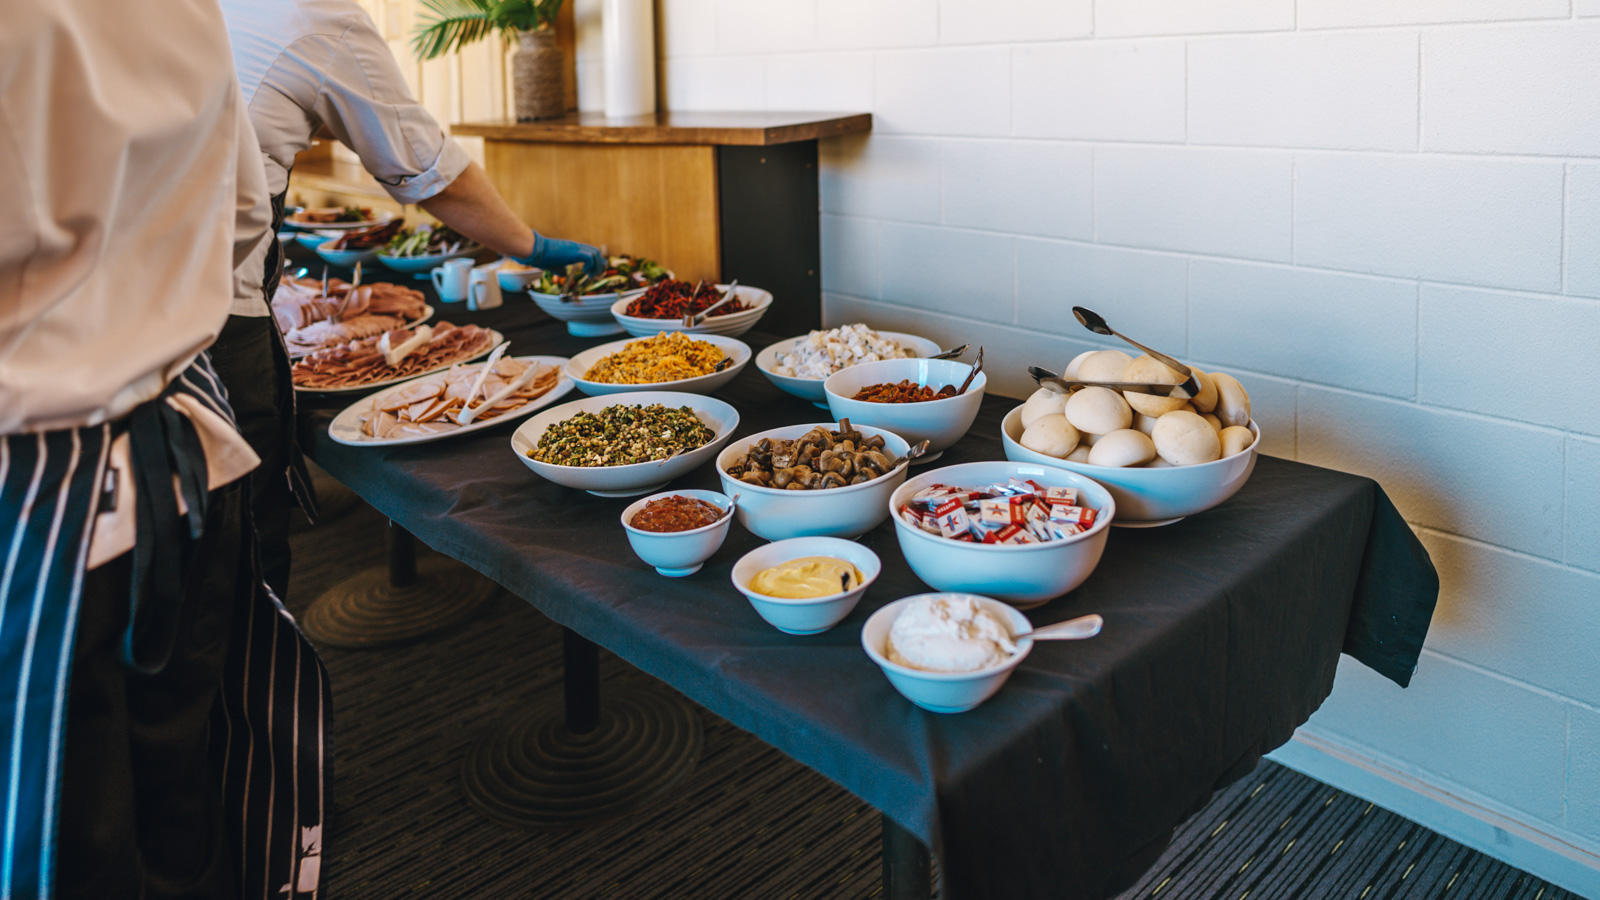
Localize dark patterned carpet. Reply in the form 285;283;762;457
286;475;1582;899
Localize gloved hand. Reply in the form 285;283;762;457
517;231;604;275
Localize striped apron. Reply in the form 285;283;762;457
0;355;329;899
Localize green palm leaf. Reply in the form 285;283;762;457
412;0;563;60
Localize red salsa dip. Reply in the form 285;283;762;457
630;495;725;532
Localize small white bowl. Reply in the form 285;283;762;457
610;286;773;338
823;358;987;463
889;460;1115;608
527;285;641;337
378;248;479;274
313;239;379;268
716;423;911;541
861;594;1034;713
731;537;882;634
620;489;734;576
510;391;740;497
565;334;751;397
497;260;542;293
1000;405;1260;527
754;331;943;407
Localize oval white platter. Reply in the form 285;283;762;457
293;328;505;394
327;355;573;447
286;304;435;360
283;210;399;231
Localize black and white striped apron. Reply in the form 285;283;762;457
0;354;329;899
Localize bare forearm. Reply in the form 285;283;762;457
417;162;535;258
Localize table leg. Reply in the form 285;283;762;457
301;521;497;649
460;627;704;830
882;813;933;900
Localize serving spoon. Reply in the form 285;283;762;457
1028;366;1195;398
1071;307;1202;399
1011;613;1103;642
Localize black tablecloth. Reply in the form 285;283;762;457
297;295;1438;900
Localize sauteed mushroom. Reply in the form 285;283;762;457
723;419;898;491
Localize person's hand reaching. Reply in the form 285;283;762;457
517;231;604;275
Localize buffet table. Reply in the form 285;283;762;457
295;296;1438;900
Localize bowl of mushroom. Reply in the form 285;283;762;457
1000;349;1260;526
717;421;912;541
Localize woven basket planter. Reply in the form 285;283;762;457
513;28;564;121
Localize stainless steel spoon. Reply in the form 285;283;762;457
1027;366;1194;398
1012;613;1103;642
1071;307;1202;399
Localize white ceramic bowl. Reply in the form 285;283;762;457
497;260;542;293
754;331;944;406
716;423;911;541
565;334;751;397
731;537;882;635
823;358;987;463
889;460;1115;607
610;286;773;338
1000;405;1260;527
378;248;479;274
313;239;379;268
861;594;1034;713
295;230;341;249
510;391;740;497
620;489;735;576
528;286;644;337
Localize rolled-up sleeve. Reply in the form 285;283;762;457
309;14;471;205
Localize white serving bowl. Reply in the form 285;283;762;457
861;594;1034;713
565;334;751;397
731;537;882;635
889;460;1115;608
1001;405;1260;527
497;260;542;293
528;285;643;337
716;423;911;541
754;331;944;406
610;286;773;338
510;391;740;497
620;489;735;576
823;358;987;463
313;239;379;268
295;230;341;249
378;247;479;274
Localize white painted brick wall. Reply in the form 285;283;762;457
1188;32;1418;151
1095;146;1293;261
1424;24;1600;157
1294;153;1564;291
1012;41;1186;142
655;0;1600;873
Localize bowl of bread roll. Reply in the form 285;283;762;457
1000;349;1259;527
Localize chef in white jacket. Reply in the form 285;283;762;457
0;1;329;897
216;0;603;602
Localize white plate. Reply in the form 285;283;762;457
610;286;773;338
564;333;751;396
284;210;397;230
326;356;574;447
754;331;943;406
285;304;435;360
377;248;481;274
510;391;740;497
293;327;504;394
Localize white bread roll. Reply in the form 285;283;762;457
1019;388;1068;428
1088;429;1156;467
1152;410;1222;465
1063;386;1132;435
1020;414;1079;458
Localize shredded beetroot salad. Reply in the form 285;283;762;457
623;280;750;319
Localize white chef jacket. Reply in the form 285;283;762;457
0;0;275;434
223;0;474;316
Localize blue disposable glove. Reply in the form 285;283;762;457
517;231;604;275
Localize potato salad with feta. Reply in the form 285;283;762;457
770;324;917;379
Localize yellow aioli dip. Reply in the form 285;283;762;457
749;556;865;599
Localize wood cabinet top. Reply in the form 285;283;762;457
452;111;871;146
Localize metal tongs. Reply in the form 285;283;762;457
1030;307;1203;398
929;343;970;361
682;279;738;327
